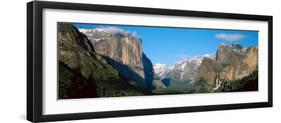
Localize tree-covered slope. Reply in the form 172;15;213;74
58;23;148;99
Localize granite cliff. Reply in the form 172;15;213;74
196;43;258;91
58;24;148;99
80;28;154;89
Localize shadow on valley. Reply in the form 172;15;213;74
59;61;98;99
101;54;154;91
59;61;152;99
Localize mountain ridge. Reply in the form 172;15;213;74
58;24;149;99
152;43;258;93
78;27;154;89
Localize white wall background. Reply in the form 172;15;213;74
0;0;279;123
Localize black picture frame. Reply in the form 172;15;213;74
27;1;273;122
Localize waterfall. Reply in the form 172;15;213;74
213;74;221;90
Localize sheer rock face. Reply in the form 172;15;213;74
58;24;147;99
197;58;217;87
142;54;154;89
197;44;258;90
219;46;258;81
181;60;201;81
240;47;258;77
216;44;244;64
80;29;154;89
94;33;143;69
58;24;115;79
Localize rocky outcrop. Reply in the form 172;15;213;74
80;28;154;89
180;58;203;82
58;24;148;99
218;45;258;81
93;32;143;69
216;43;244;64
196;43;258;90
142;54;154;89
197;57;217;87
153;79;167;89
239;47;258;78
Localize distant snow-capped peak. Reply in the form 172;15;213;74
175;55;207;68
153;54;214;79
166;55;214;80
153;63;173;79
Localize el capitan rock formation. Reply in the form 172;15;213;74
58;24;149;99
79;28;154;89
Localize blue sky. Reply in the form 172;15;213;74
74;23;258;65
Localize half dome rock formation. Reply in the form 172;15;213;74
165;57;204;83
79;28;154;89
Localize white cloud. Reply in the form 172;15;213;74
95;26;139;38
215;33;246;42
95;27;126;34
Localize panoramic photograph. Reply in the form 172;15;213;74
58;22;258;99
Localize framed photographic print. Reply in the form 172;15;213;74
27;1;273;122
